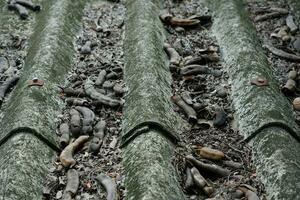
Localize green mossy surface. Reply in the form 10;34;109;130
122;0;185;199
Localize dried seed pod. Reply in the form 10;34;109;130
171;95;197;123
14;0;41;11
62;169;79;199
238;186;259;200
170;18;200;27
254;11;288;22
198;147;225;161
59;135;89;168
8;2;28;19
181;92;193;105
89;137;102;154
202;53;220;62
223;160;243;169
184;56;206;66
103;80;116;89
180;65;210;76
184;167;194;190
60;87;86;97
186;155;230;177
191;167;207;188
159;12;173;22
264;44;300;62
213;107;227;127
95;70;107;87
0;56;9;74
293;97;300;111
89;120;106;153
232;189;244;198
281;79;296;96
65;98;89;106
80;41;92;55
293;37;300;53
0;76;19;106
197;119;213;129
286;15;298;34
75;106;95;134
113;83;125;95
59;123;70;147
96;174;118;200
106;71;119;79
69;109;81;138
85;78;123;107
288;69;297;80
164;43;181;66
203;186;214;197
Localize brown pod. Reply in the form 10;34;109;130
198;147;225;161
171;95;197;123
95;70;107;87
191;167;207;188
163;43;181;66
85;78;123;107
59;135;89;168
169;18;200;27
184;167;194;190
293;97;300;111
286;15;298;34
186;155;230;177
75;106;95;134
65;98;89;106
238;186;259;200
281;79;296;96
59;123;70;147
69;109;81;137
180;65;210;76
288;70;297;80
213;107;227;127
62;169;79;199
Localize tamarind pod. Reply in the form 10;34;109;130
180;65;210;76
163;43;181;65
184;167;194;190
96;174;118;200
59;135;89;168
15;0;41;11
171;95;197;123
169;18;200;26
69;109;81;138
65;98;89;106
75;106;95;134
62;169;79;199
8;2;28;19
191;167;207;188
0;76;19;105
84;78;123;107
213;108;227;127
186;155;230;177
95;70;107;87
